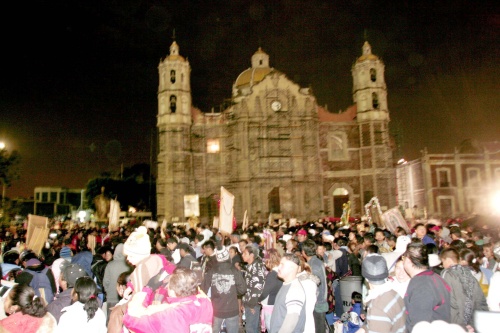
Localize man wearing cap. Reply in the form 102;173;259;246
269;253;306;333
359;254;406;333
296;229;308;251
403;242;451;332
201;246;246;333
47;263;88;322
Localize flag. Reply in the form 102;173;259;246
219;186;234;234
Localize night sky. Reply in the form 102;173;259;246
1;0;498;198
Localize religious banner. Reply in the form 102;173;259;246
184;194;200;217
213;216;219;229
108;198;121;232
242;210;248;231
219;186;234;234
27;214;48;246
263;229;274;250
382;207;410;234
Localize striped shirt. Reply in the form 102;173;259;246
364;289;406;333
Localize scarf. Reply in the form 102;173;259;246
450;264;475;325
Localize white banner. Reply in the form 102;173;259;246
108;199;121;232
219;186;234;234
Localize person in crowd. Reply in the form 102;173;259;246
49;258;66;295
487;241;500;311
114;271;132;308
413;223;436;246
123;268;213;333
59;242;73;262
440;247;488;331
403;242;451;332
374;229;391;253
202;245;246;333
1;250;21;280
200;239;217;276
296;255;319;333
302;239;328;333
15;254;56;305
177;242;197;269
389;257;411;298
229;246;243;270
358;254;406;333
286;238;298;254
47;263;88;323
165;237;179;263
55;276;106;332
258;249;283;332
296;229;308;251
482;242;497;271
90;245;113;298
1;283;57;332
269;253;306;333
241;244;266;333
102;244;130;317
459;248;490;296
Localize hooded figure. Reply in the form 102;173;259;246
103;244;131;308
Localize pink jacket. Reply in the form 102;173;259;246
123;291;213;333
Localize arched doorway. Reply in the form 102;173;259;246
333;187;349;217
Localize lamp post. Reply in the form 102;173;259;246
0;142;5;219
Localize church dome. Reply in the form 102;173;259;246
234;47;273;89
166;41;186;62
356;41;379;63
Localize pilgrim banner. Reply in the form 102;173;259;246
26;214;48;246
27;227;50;256
382;207;410;234
108;198;120;232
219;186;234;234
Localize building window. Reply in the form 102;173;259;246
437;168;451;187
372;92;379;109
170;95;177;113
41;192;48;202
207;139;220;153
328;132;349;161
370;68;377;82
466;168;480;187
50;192;57;202
36;192;40;201
170;70;176;83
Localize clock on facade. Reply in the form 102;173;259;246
271;100;282;111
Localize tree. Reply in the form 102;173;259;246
85;163;156;216
0;148;21;223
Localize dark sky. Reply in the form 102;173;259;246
1;0;498;198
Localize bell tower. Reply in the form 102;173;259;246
352;41;396;209
352;41;388;122
156;39;194;221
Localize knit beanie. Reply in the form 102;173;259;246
216;246;230;262
124;226;152;257
362;254;388;284
60;246;73;262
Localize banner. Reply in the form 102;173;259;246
27;214;48;246
382;207;410;234
219;186;234;234
184;194;200;217
108;199;121;232
242;210;248;230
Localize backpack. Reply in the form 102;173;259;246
335;248;350;278
24;267;56;304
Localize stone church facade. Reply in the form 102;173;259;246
156;41;396;223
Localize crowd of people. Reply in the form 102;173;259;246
0;215;499;333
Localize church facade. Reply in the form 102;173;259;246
156;41;396;224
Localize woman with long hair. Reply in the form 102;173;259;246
1;284;56;333
55;276;106;332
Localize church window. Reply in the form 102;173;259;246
259;59;263;65
466;168;480;187
207;139;220;153
328;132;349;161
372;92;379;109
370;68;377;82
170;70;176;83
170;95;177;113
181;73;184;83
437;168;451;187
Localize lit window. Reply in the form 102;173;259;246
207;139;220;153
